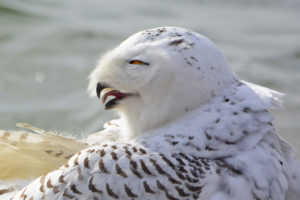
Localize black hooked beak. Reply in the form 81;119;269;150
96;82;109;99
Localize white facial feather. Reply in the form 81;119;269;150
89;27;236;138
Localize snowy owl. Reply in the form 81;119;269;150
1;26;300;200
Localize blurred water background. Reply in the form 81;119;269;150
0;0;299;154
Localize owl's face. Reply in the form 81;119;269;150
89;27;235;138
89;40;171;110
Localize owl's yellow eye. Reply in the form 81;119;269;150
129;60;149;65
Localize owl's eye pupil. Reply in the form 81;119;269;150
129;60;149;65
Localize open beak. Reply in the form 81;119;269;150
96;82;128;109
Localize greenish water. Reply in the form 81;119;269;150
0;0;299;152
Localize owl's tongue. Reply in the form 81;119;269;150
101;88;127;104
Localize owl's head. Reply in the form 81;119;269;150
89;27;235;138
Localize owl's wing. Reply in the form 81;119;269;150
0;123;87;181
11;143;255;200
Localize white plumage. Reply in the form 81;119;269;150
1;27;300;200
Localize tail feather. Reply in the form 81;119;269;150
0;123;87;181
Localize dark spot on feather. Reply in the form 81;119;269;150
89;177;103;194
150;158;166;175
124;184;138;198
176;172;186;180
111;152;118;160
185;183;203;192
279;160;283;166
169;39;184;46
179;153;191;162
59;175;65;183
191;56;198;61
115;163;128;178
129;159;138;169
20;188;27;199
156;180;166;191
268;122;273;126
178;166;188;173
39;176;45;192
205;132;212;140
237;81;243;86
131;167;143;179
99;149;105;157
139;148;147;154
186;173;200;182
70;184;82;195
243;107;250;113
143;181;155;194
175;186;190;197
160;154;175;169
46;179;54;188
74;157;79;166
216;159;242;176
173;156;186;166
124;148;132;157
225;140;236;145
64;161;70;168
167;175;182;184
99;159;109;173
192;193;200;200
140;159;153;175
166;190;180;200
188;136;194;140
205;145;217;151
132;147;137;152
186;61;192;66
84;157;90;168
106;183;119;199
40;175;45;184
